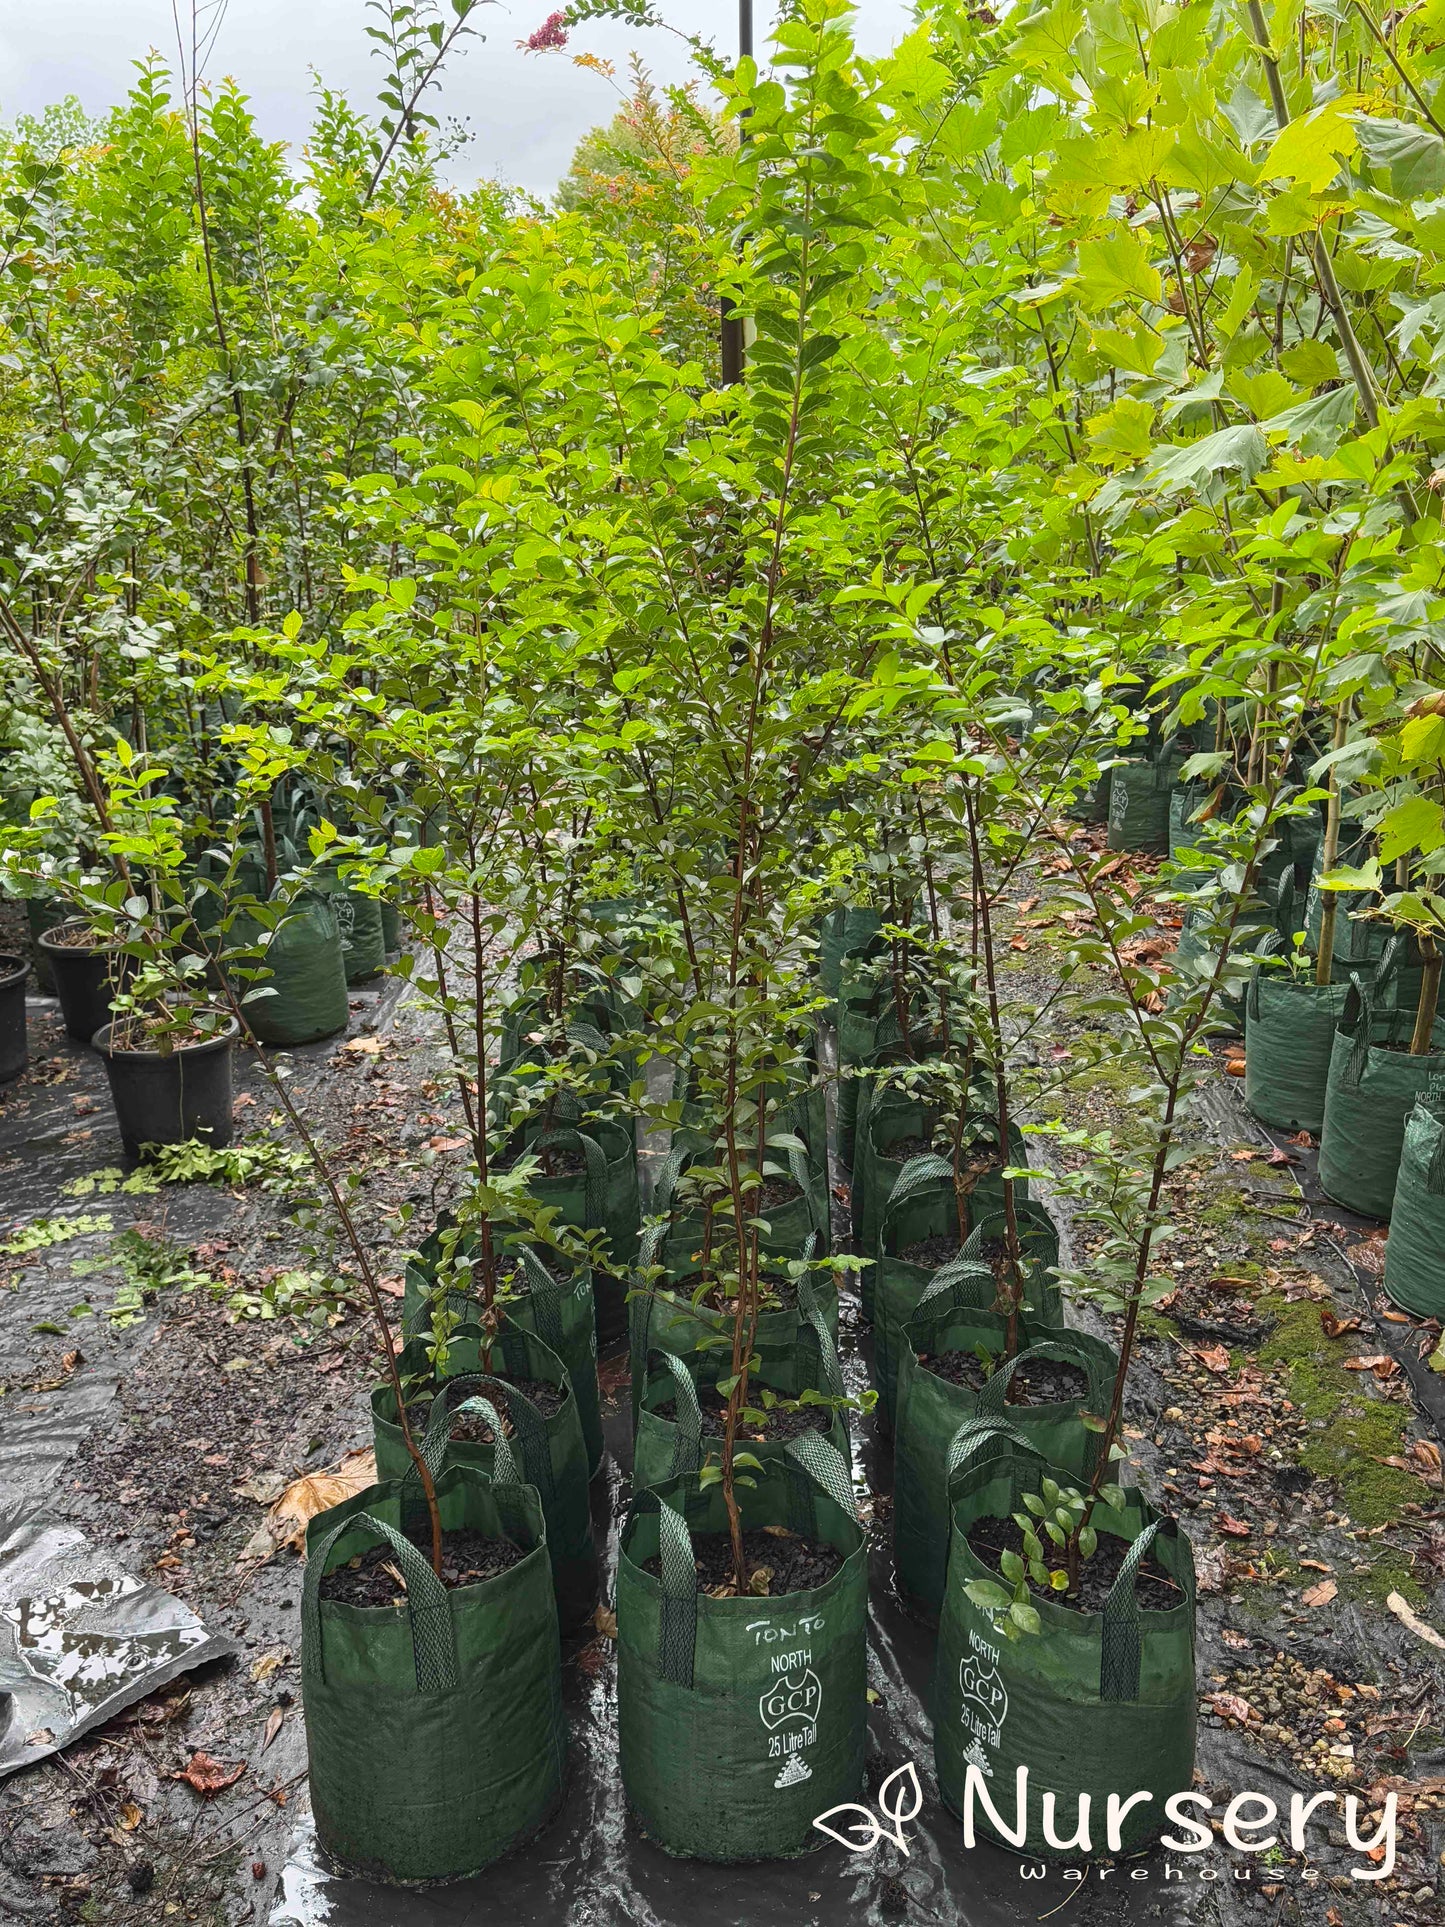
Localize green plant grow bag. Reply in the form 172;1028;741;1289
317;873;386;984
628;1265;839;1417
616;1438;867;1860
652;1132;826;1280
371;1324;599;1632
874;1187;1061;1431
857;1126;1025;1324
1106;753;1185;854
1319;979;1445;1220
633;1339;851;1495
402;1229;603;1477
232;893;349;1047
510;1118;640;1344
301;1460;566;1883
892;1287;1116;1621
819;903;883;1002
933;1424;1196;1856
1383;1092;1445;1318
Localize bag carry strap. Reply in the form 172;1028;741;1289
416;1370;555;1503
1343;972;1374;1088
1100;1518;1165;1703
303;1504;460;1695
881;1152;955;1228
449;1397;522;1489
655;1493;699;1690
532;1126;608;1230
915;1260;1001;1321
649;1349;705;1479
784;1431;856;1522
1421;1085;1445;1194
513;1242;566;1355
796;1275;845;1398
944;1416;1037;1503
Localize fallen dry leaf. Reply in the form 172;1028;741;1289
1302;1579;1338;1608
1343;1354;1398;1380
1207;1691;1258;1724
234;1471;288;1506
1299;1558;1331;1573
594;1603;618;1641
1193;1344;1233;1375
242;1449;377;1564
423;1135;468;1152
261;1708;285;1752
1320;1307;1362;1340
343;1036;382;1055
249;1650;289;1684
118;1802;143;1831
1387;1591;1445;1653
1218;1514;1252;1539
177;1752;245;1797
1412;1440;1443;1481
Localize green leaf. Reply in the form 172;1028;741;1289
1264;97;1362;193
1008;1600;1042;1635
1076;232;1162;312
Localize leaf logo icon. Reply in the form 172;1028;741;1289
812;1761;923;1855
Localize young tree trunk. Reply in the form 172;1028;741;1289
1411;939;1441;1056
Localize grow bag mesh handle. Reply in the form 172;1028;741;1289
944;1416;1041;1499
512;1241;568;1355
784;1430;857;1522
1343;972;1376;1088
961;1206;1053;1265
1422;1081;1445;1193
303;1506;460;1695
530;1124;608;1231
914;1259;1007;1323
417;1369;557;1503
1100;1518;1167;1703
882;1152;955;1222
449;1396;522;1489
975;1339;1111;1422
646;1348;705;1478
796;1274;845;1399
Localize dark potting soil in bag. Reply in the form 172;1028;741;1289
371;1324;599;1632
892;1290;1116;1620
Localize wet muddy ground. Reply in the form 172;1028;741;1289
1;883;1443;1927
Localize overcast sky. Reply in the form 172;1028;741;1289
0;1;916;195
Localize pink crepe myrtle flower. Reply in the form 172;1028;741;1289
524;11;569;51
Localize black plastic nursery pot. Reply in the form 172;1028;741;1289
0;954;28;1083
933;1426;1196;1857
616;1442;867;1861
1384;1098;1445;1319
402;1232;603;1477
92;1017;237;1161
371;1324;599;1634
301;1462;566;1884
38;921;135;1044
892;1289;1117;1621
1318;981;1445;1220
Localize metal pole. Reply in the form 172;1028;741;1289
719;0;753;386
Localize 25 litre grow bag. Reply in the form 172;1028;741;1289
616;1439;866;1860
631;1287;847;1495
819;903;882;1002
933;1424;1196;1856
1319;980;1445;1220
371;1325;599;1633
402;1230;603;1477
0;955;27;1083
893;1287;1116;1621
319;874;386;984
1384;1096;1445;1319
628;1266;838;1415
301;1459;566;1883
653;1138;826;1281
232;894;349;1048
93;1018;237;1161
871;1160;1047;1428
511;1119;640;1344
38;923;135;1044
1106;755;1185;855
